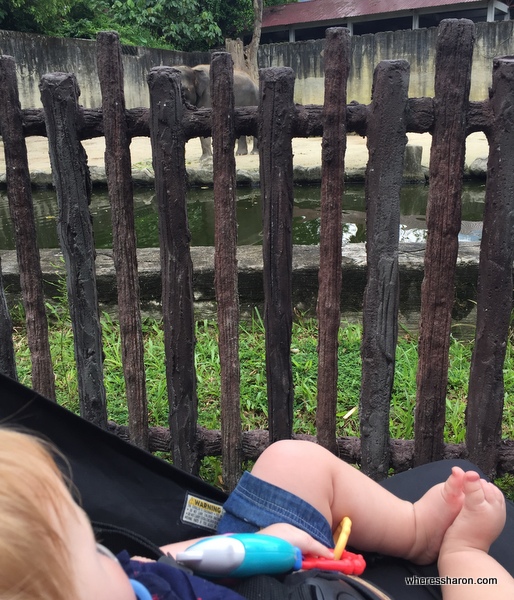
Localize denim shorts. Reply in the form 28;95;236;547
216;471;334;548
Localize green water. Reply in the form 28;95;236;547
0;182;486;250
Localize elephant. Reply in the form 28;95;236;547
175;64;259;162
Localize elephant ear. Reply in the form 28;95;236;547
175;66;197;105
193;65;210;101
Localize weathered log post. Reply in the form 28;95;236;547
360;59;409;480
414;19;475;465
97;31;149;450
147;66;199;473
0;55;55;399
259;67;296;443
466;56;514;476
39;72;107;428
316;27;351;455
316;28;351;454
211;52;243;490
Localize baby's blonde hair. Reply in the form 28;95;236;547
0;428;78;600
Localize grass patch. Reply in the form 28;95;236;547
10;302;514;496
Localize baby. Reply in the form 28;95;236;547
0;429;511;600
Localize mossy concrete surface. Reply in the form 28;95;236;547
1;242;482;333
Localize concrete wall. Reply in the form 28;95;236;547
1;20;513;109
0;30;210;109
260;20;514;104
0;244;482;334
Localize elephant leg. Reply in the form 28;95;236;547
200;136;213;162
250;136;258;155
235;135;249;156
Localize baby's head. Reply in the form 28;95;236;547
0;428;77;599
0;428;135;600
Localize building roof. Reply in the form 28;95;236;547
263;0;497;28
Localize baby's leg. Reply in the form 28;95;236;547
250;440;464;564
437;471;514;600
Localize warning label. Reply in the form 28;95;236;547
182;494;224;531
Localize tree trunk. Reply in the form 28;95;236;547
225;0;262;82
246;0;262;82
225;39;247;74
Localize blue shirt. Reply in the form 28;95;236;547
118;551;246;600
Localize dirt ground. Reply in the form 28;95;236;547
0;131;489;174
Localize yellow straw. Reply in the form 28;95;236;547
333;517;352;560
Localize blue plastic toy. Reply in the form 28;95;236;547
176;533;303;578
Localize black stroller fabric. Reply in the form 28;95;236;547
0;372;227;556
3;371;514;600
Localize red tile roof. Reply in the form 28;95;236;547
263;0;493;28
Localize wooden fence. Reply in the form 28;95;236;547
1;19;514;490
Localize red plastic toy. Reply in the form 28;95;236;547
301;517;366;576
301;550;366;576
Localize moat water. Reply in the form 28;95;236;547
0;182;486;250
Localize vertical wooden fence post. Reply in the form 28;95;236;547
0;56;55;399
39;73;107;428
97;31;148;450
414;19;475;465
259;67;295;443
316;28;351;455
360;60;409;480
147;66;198;473
466;57;514;476
211;52;242;490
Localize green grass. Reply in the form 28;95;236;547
10;302;513;440
9;300;514;497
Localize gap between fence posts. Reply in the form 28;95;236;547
0;256;16;378
466;56;514;476
147;66;199;474
0;55;55;399
360;59;409;480
414;19;475;466
39;72;108;428
316;27;350;456
97;31;149;450
211;52;243;490
259;67;296;443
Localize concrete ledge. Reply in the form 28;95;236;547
0;144;488;188
6;163;486;188
1;243;482;333
0;164;366;188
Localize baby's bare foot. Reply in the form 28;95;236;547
406;466;466;564
440;471;506;556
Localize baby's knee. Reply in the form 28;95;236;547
255;439;324;473
259;439;306;463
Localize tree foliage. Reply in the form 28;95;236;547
0;0;75;33
108;0;223;50
0;0;296;50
